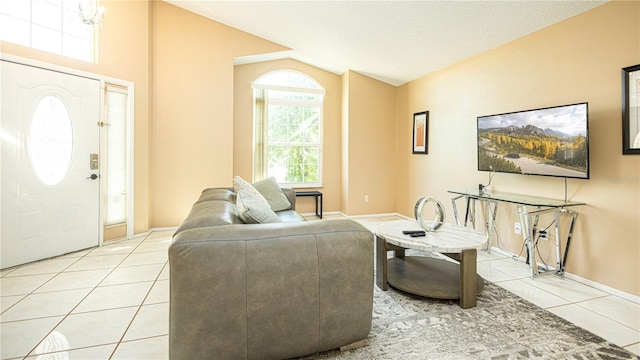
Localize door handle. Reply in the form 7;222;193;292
86;174;99;180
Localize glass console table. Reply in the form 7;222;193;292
447;189;585;277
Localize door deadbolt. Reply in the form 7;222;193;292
87;174;99;180
90;154;99;170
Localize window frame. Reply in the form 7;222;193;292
252;71;325;188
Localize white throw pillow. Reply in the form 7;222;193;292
233;175;254;194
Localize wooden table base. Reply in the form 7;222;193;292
376;235;484;308
387;256;484;304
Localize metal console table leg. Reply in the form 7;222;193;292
519;206;579;277
451;195;498;253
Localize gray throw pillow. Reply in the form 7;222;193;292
252;177;292;211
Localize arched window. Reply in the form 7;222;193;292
253;70;324;188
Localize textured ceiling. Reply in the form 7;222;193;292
164;1;606;86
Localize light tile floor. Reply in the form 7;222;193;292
0;215;638;359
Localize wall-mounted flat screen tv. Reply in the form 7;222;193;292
477;102;589;179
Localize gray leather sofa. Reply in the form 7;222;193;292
169;187;374;359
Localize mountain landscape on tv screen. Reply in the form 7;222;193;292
478;123;588;178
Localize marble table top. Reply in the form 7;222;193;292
375;219;487;253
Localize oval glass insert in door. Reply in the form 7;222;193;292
28;94;74;186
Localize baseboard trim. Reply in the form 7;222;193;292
150;226;179;233
300;211;411;219
563;272;640;305
487;246;640;305
299;211;342;218
342;213;404;219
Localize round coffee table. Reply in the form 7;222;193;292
375;220;487;308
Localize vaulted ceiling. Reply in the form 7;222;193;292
165;1;606;86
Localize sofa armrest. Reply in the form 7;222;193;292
281;187;296;210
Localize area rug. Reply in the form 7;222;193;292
300;280;637;359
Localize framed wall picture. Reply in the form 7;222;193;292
412;111;429;154
622;64;640;154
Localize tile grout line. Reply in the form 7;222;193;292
2;251;90;359
18;234;151;359
572;296;640;338
12;270;85;358
108;253;170;359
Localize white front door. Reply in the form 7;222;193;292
1;60;101;269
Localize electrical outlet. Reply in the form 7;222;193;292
514;222;522;235
364;195;369;202
539;230;548;240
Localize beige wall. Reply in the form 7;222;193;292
342;71;397;215
395;1;640;296
233;59;342;215
1;0;153;234
151;2;287;226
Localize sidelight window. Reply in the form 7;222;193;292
104;85;128;226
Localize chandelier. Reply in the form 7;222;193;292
78;0;105;28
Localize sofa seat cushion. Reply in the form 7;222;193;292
277;210;306;223
175;200;241;235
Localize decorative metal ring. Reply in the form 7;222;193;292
414;196;446;232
